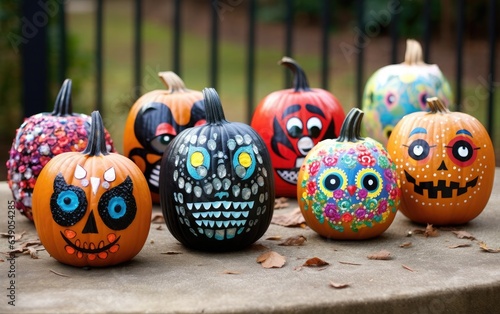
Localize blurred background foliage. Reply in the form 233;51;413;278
0;0;497;181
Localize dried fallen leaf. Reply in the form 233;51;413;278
402;264;415;272
151;214;165;224
274;197;290;209
26;247;39;259
0;231;26;242
19;240;42;249
399;242;412;248
256;251;286;268
367;250;392;260
338;261;361;266
413;224;439;237
250;243;270;251
279;235;307;246
448;243;472;249
271;207;306;228
265;235;282;241
452;230;476;241
222;270;241;275
160;251;183;255
479;242;500;253
303;257;329;267
329;281;350;289
50;269;70;277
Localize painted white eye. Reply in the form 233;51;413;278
74;164;87;179
413;145;424;157
457;146;469;158
104;167;116;182
306;117;322;138
286;117;303;138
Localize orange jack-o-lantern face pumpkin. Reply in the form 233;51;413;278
33;112;152;267
123;71;206;203
251;57;346;198
387;98;495;225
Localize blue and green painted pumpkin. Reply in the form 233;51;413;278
160;88;275;251
362;39;453;145
297;108;400;240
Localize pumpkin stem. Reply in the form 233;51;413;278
51;79;73;116
83;111;110;156
427;97;450;114
158;71;188;93
279;56;311;92
203;88;227;125
403;39;425;65
336;108;365;143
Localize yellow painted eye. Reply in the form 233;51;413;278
318;168;348;197
238;152;252;168
356;168;383;198
190;151;204;167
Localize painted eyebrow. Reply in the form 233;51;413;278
456;129;473;137
305;104;326;118
282;104;302;119
409;127;427;137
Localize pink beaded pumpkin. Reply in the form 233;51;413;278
6;79;115;220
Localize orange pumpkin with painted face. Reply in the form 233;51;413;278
33;111;152;267
387;97;495;225
123;71;206;203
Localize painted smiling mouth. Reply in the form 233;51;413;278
60;231;120;254
276;168;299;184
404;170;478;198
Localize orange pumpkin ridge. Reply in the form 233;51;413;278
33;111;152;267
387;97;495;225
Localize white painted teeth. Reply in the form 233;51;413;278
199;226;246;240
186;201;254;211
196;219;246;228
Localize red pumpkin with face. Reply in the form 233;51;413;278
251;57;346;198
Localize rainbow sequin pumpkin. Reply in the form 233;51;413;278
6;79;115;220
297;108;400;240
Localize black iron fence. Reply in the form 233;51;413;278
19;0;498;146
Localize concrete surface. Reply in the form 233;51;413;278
1;170;500;314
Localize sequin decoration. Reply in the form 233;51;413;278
6;113;115;220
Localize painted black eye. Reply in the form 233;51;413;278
98;176;137;230
286;117;303;138
324;173;342;191
356;168;383;198
451;140;473;162
150;134;172;153
50;174;87;226
419;92;428;107
307;117;322;138
362;174;379;192
385;92;397;106
408;139;430;160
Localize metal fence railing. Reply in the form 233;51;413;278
20;0;498;147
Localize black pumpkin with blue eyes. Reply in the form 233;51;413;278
160;88;275;251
